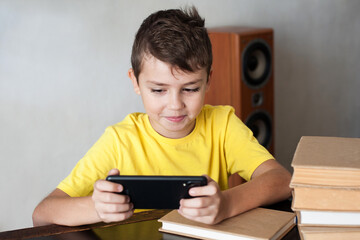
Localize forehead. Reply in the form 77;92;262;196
139;55;207;84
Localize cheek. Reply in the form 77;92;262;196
187;94;205;113
142;95;162;113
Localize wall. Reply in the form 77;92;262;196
0;0;359;231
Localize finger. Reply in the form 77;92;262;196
93;191;130;204
189;181;218;197
180;196;211;208
99;210;134;223
178;205;214;217
94;179;123;193
97;202;134;214
178;209;218;225
108;168;120;176
202;174;213;184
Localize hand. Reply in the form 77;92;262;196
178;175;228;225
92;169;134;223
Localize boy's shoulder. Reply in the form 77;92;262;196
198;105;238;129
107;112;148;134
202;104;235;118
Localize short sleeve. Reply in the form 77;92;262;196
57;127;119;197
224;109;274;181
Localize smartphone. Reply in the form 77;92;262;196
106;175;207;209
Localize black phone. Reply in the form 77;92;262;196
106;175;207;209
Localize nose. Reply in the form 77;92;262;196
168;91;184;110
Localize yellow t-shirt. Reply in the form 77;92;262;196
57;105;273;197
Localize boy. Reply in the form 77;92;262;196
33;7;291;226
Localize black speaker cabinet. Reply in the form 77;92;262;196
205;27;274;187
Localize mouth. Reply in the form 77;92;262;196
165;115;186;123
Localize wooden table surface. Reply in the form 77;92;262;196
0;200;299;240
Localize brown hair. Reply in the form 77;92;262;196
131;6;212;81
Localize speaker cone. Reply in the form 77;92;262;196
245;110;272;148
242;39;271;88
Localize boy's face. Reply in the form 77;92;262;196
129;56;210;139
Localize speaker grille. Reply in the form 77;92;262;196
242;39;272;89
245;110;272;149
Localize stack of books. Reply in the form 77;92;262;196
290;136;360;239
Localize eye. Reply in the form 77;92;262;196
151;89;164;93
183;87;200;93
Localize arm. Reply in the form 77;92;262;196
32;169;133;226
224;159;292;216
32;188;98;226
178;159;292;224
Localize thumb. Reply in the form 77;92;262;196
202;174;214;184
108;168;120;176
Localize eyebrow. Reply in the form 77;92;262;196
147;79;203;86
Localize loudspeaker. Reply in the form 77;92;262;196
205;27;274;186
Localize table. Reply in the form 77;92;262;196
0;200;299;240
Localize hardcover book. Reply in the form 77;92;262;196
159;208;296;240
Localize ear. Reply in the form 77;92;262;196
205;69;212;91
128;68;141;95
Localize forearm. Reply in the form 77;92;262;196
33;191;100;226
223;168;292;218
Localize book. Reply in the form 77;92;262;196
292;186;360;211
298;225;360;240
290;136;360;238
290;136;360;188
296;209;360;227
158;208;296;240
